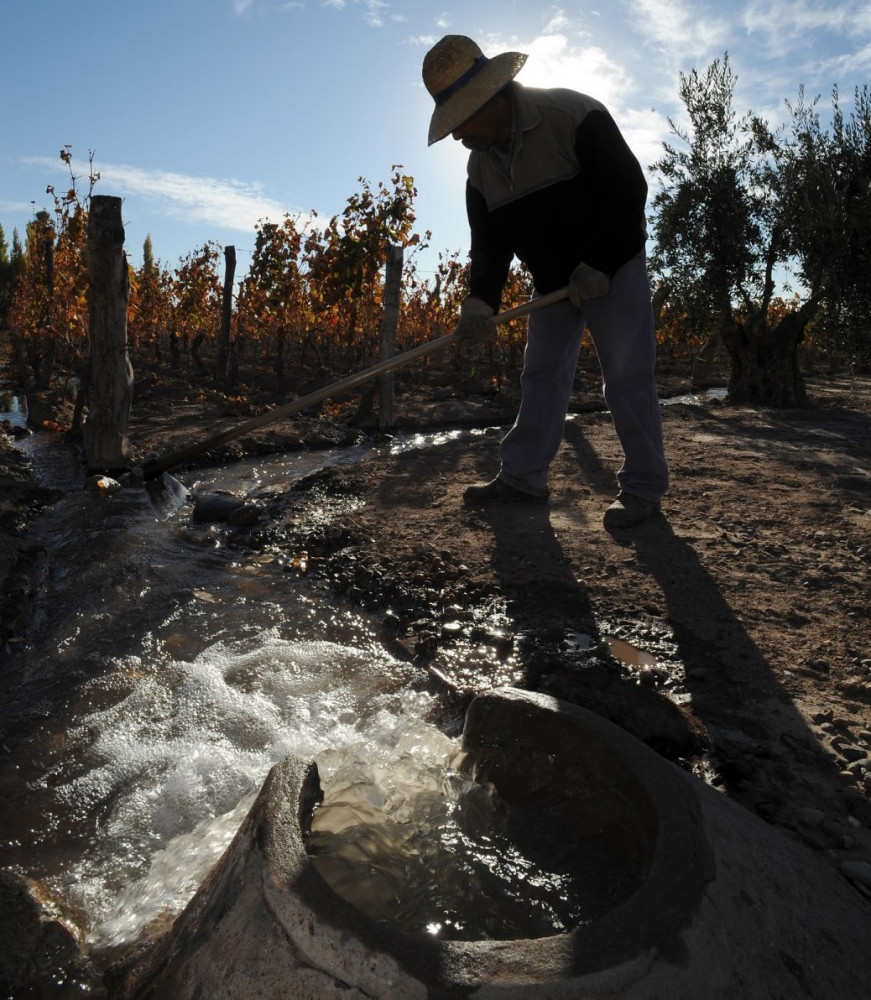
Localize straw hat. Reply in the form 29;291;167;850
423;35;527;146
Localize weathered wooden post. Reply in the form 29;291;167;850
378;244;403;432
37;210;57;390
215;245;236;381
83;195;133;472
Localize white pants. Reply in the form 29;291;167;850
498;251;668;503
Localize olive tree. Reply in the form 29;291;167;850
651;56;815;405
777;85;871;367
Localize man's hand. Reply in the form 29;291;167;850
455;297;497;343
568;262;610;306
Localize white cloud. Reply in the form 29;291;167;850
543;12;573;36
820;41;871;81
321;0;389;24
627;0;731;58
742;0;871;84
619;106;672;175
22;156;295;235
498;33;633;111
743;0;854;41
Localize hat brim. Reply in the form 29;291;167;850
427;51;527;146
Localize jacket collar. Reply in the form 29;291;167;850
510;83;543;157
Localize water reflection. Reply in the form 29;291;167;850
0;390;28;427
308;735;649;941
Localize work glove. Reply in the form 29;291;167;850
455;297;497;344
568;262;610;307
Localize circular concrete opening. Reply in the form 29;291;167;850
307;689;661;941
298;687;713;994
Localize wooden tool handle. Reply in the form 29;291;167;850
143;286;569;479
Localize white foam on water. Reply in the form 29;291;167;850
45;631;436;950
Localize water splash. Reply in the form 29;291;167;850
41;634;435;949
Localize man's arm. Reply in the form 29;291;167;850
466;181;514;311
573;109;648;277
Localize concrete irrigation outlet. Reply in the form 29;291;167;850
113;688;871;999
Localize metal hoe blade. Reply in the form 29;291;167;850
144;471;190;520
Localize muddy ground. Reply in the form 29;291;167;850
2;348;871;914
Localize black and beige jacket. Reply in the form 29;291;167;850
466;83;649;311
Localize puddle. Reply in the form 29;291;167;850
661;386;728;406
604;636;657;668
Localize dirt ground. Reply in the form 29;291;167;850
2;347;871;904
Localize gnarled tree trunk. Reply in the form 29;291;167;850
721;305;813;408
83;195;134;472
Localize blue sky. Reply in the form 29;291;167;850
1;0;869;284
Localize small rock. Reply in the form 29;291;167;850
796;807;825;829
227;504;263;526
193;493;247;522
85;474;122;493
0;870;94;992
638;666;658;686
381;610;403;635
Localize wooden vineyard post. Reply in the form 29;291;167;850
378;244;403;432
216;245;236;381
82;195;134;472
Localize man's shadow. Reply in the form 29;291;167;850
469;502;711;764
617;512;858;816
469;473;855;819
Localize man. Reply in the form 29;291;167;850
422;35;668;528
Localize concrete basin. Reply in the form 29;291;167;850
113;687;871;999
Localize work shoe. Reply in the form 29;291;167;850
463;477;549;506
603;492;660;528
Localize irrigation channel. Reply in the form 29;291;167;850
0;403;649;989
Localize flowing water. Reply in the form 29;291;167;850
1;419;450;957
1;404;647;986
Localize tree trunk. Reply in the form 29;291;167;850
215;245;236;380
82;195;134;472
191;333;208;375
721;310;809;407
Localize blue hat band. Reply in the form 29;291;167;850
433;55;489;105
